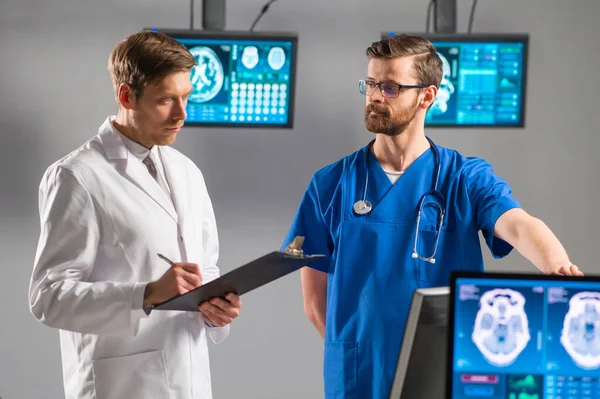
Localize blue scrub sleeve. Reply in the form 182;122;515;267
281;178;332;273
464;158;521;258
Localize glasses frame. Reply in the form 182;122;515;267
358;79;429;98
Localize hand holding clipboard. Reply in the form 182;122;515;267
145;236;325;313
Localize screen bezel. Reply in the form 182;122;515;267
380;32;530;129
446;271;600;399
147;28;299;129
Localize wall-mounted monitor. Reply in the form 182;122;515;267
381;33;529;128
149;29;298;128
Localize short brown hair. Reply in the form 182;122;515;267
366;34;443;89
108;30;196;99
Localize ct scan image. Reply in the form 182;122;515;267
546;288;600;373
188;46;226;104
454;284;544;374
472;288;531;367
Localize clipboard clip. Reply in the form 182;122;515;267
283;236;305;256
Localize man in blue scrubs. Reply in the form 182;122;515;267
281;34;583;399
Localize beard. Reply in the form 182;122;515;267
364;97;419;136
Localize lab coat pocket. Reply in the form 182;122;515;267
416;223;460;286
92;350;171;399
324;342;358;398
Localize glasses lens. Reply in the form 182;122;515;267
359;80;369;95
380;83;399;98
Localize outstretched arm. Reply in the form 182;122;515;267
494;208;583;276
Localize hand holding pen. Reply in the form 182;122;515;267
155;254;242;326
143;254;203;309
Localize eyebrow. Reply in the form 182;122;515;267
366;77;397;83
156;89;194;98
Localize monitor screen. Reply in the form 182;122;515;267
150;29;298;128
381;33;529;128
447;272;600;399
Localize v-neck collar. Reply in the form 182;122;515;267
365;141;433;212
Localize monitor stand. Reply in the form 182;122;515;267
388;287;449;399
400;323;447;399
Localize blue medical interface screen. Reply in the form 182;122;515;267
451;277;600;399
426;40;527;127
168;34;296;128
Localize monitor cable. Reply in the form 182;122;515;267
467;0;478;33
249;0;278;32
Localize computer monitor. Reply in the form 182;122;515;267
149;29;298;128
447;271;600;399
389;286;450;399
381;33;529;128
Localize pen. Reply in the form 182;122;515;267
157;253;176;266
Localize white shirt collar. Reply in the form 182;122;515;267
110;117;158;163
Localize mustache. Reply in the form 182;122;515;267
365;104;389;115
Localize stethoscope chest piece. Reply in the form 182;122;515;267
353;200;372;215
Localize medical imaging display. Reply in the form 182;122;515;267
156;30;297;128
454;284;543;375
383;33;528;128
450;277;600;399
547;289;600;372
471;289;532;368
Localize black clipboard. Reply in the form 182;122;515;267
151;237;325;312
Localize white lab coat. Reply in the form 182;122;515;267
29;117;229;399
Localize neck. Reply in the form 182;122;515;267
371;127;430;172
113;110;151;149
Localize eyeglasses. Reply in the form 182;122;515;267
358;79;428;98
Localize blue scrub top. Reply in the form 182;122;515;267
281;140;521;399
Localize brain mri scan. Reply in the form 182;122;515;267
472;289;531;367
241;46;260;69
267;47;286;71
430;52;455;116
560;292;600;370
189;46;224;103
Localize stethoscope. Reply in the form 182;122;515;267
353;137;446;264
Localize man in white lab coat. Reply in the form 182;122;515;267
28;30;241;399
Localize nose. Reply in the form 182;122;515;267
173;98;187;121
368;86;384;103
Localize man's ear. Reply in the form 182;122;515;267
117;83;135;110
420;85;438;109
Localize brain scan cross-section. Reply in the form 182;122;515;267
472;289;530;367
189;46;224;103
560;292;600;370
241;46;260;69
267;47;286;71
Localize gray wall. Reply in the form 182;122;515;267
1;0;599;397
